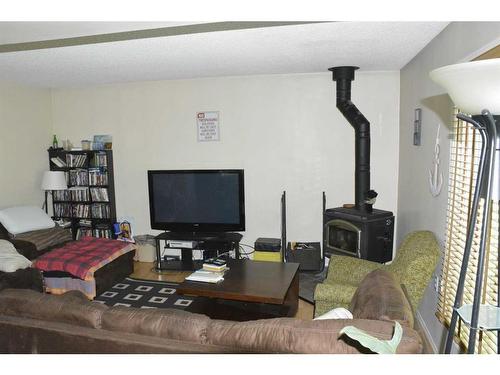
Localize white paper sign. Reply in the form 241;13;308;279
197;111;220;142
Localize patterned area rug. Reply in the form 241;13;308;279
93;277;195;310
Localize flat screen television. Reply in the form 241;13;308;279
148;169;245;232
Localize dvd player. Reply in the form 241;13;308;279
166;240;198;249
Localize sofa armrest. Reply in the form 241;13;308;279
314;283;358;317
325;255;382;286
314;283;357;305
0;268;44;292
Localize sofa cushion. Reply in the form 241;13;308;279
0;206;55;235
0;289;108;328
101;306;211;344
206;317;422;354
349;269;414;328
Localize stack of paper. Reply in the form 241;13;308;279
185;270;224;284
202;263;227;273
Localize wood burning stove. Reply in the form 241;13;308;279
324;207;394;263
323;66;395;263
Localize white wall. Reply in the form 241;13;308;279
0;82;52;209
398;22;500;353
51;72;400;248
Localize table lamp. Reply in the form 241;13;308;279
41;171;68;215
430;58;500;354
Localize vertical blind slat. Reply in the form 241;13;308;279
437;111;498;354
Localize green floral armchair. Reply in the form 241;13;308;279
314;231;441;317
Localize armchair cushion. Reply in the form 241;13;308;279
324;255;382;285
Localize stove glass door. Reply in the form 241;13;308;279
325;219;360;258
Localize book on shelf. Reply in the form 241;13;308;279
92;152;108;167
73;204;90;218
185;270;225;284
54;219;72;228
54;203;72;217
70;187;90;202
90;187;109;202
78;219;92;227
91;203;110;219
66;153;87;168
76;227;93;240
69;169;89;186
50;157;66;167
88;168;108;186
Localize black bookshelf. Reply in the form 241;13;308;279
48;148;117;240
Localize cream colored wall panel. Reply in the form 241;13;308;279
51;72;400;248
0;83;52;209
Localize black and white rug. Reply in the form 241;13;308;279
93;277;195;310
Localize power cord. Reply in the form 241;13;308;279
239;243;255;259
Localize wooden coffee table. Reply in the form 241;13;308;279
177;259;299;321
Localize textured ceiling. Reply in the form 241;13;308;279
0;22;449;88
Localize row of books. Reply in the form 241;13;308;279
50;157;67;168
54;187;109;202
89;168;108;186
76;227;113;240
54;187;90;202
68;169;89;186
66;154;88;168
54;203;90;218
92;152;108;167
90;187;109;202
50;153;108;169
54;203;110;218
64;169;109;187
91;203;111;219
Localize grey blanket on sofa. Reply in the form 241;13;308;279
11;226;72;251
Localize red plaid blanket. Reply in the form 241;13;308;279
33;237;136;281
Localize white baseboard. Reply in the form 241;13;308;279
415;310;439;354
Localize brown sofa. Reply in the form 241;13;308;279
0;269;423;354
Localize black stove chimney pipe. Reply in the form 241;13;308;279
329;66;376;213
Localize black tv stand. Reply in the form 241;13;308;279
154;231;243;271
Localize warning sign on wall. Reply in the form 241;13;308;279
197;111;220;142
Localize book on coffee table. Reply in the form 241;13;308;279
185;269;224;284
202;258;227;273
202;263;227;272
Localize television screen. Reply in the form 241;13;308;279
148;169;245;232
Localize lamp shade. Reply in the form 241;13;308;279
41;171;67;190
429;58;500;114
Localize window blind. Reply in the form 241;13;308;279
437;110;499;354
